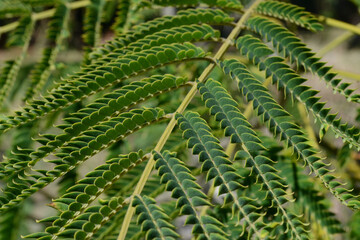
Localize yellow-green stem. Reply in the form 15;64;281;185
317;32;353;57
297;103;320;149
318;16;360;35
0;0;92;35
332;69;360;82
116;1;265;239
317;23;360;57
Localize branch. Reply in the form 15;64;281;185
0;0;93;36
318;16;360;35
116;0;266;239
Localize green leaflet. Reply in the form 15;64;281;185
121;24;221;54
19;0;57;6
150;0;243;9
24;151;146;240
255;1;323;32
89;23;221;64
30;161;164;240
5;9;228;124
91;210;130;240
0;205;24;240
0;108;166;211
0;42;207;133
94;200;176;240
207;205;248;240
24;196;126;240
74;22;221;90
0;124;33;240
221;58;360;210
176;112;273;239
154;150;227;239
90;8;232;60
104;161;164;200
277;160;344;235
0;74;188;179
246;16;360;103
133;195;179;240
25;1;70;100
236;34;360;150
0;1;356;239
58;168;77;196
112;0;131;33
83;0;105;64
5;9;231;131
197;79;308;240
6;15;33;47
0;16;34;107
0;0;30;18
0;61;15;98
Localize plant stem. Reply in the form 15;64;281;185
332;69;360;82
0;0;92;36
297;103;320;149
317;23;360;57
116;0;265;239
317;32;353;57
318;16;360;35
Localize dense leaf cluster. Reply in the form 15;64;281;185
0;0;359;239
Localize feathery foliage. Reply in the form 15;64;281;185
133;195;179;240
221;58;360;210
0;0;359;239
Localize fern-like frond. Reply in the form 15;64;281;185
83;0;105;64
90;8;233;60
255;1;323;32
0;0;30;18
0;205;25;240
197;79;308;240
236;34;360;150
25;196;126;240
0;42;207;133
5;15;32;47
95;199;175;240
89;23;222;65
0;108;166;210
176;111;274;239
277;160;344;235
20;0;57;6
133;195;179;240
56;19;222;93
25;1;70;100
38;9;228;106
206;206;248;240
154;150;226;239
91;210;128;240
104;162;158;199
112;0;131;33
24;151;146;240
246;16;360;103
0;75;188;179
121;23;221;54
221;58;360;210
149;0;243;10
92;176;165;240
0;1;356;239
0;16;34;107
